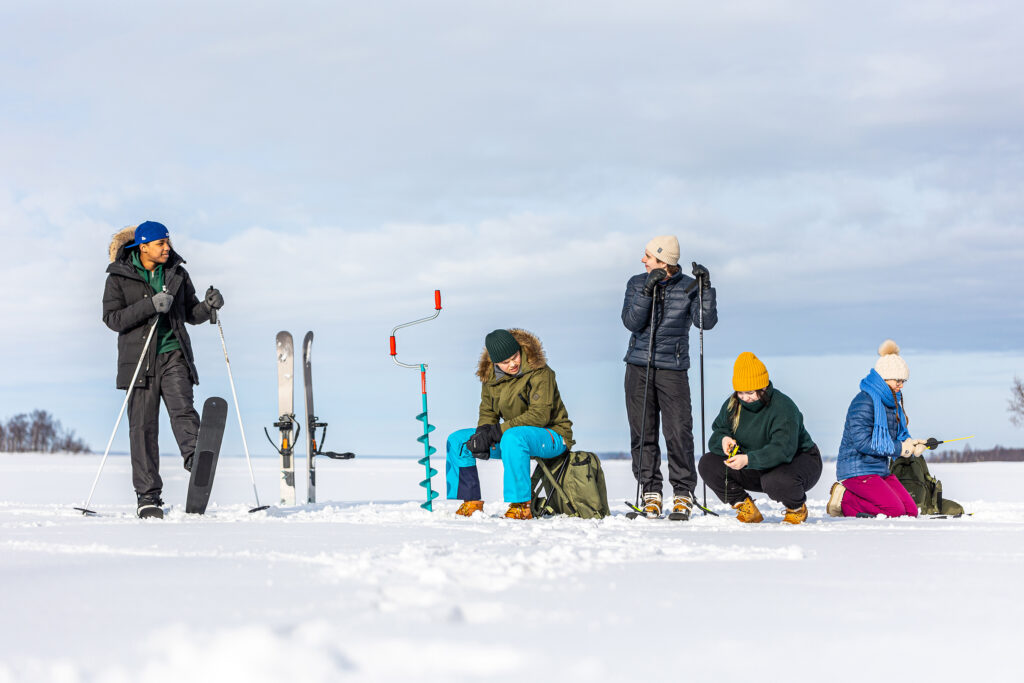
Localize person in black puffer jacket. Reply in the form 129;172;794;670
622;235;718;519
102;221;223;518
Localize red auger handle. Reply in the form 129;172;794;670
434;289;442;310
389;335;397;356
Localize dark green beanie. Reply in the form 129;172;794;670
485;329;520;363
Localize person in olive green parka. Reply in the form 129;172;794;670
697;352;822;524
445;328;573;519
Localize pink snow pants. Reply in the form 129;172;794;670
840;474;919;518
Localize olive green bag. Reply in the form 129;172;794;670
531;451;610;519
890;455;965;516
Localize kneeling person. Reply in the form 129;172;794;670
446;329;573;519
698;352;822;524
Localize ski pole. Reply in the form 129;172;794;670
697;271;707;514
925;435;974;450
75;315;160;516
630;280;660;514
390;290;443;511
212;306;269;513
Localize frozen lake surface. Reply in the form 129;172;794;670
1;453;1021;682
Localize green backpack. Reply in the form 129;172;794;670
890;455;965;516
530;450;610;519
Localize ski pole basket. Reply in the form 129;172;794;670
390;289;443;511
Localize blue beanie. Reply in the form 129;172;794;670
129;221;170;248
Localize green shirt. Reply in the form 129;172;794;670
131;251;181;355
708;383;816;470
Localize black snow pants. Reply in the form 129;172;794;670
127;350;200;497
625;363;695;496
698;445;823;509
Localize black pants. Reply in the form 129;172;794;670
127;350;200;496
625;363;695;496
697;445;823;509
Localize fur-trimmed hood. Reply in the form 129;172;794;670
476;328;547;383
108;226;138;263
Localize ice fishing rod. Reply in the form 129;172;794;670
75;314;161;516
390;290;442;511
210;298;269;513
925;435;974;450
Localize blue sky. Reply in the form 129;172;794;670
1;1;1022;460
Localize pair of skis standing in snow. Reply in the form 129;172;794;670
266;331;353;508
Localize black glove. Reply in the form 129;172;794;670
642;268;668;297
205;286;224;310
151;291;173;314
466;423;502;458
691;262;710;289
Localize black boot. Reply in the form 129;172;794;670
137;492;165;519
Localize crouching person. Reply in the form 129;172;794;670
828;340;923;518
446;329;574;520
697;352;822;524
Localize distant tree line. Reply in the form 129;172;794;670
929;444;1024;463
0;410;91;453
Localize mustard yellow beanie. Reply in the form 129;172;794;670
733;352;770;392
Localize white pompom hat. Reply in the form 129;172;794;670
875;339;909;381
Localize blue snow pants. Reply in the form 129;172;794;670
446;426;567;503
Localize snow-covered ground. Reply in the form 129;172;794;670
1;453;1021;682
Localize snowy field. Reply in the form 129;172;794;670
1;453;1022;683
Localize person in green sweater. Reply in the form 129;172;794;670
697;352;822;524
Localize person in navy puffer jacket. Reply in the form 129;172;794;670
826;340;928;518
622;235;718;519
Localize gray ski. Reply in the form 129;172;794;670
303;331;354;504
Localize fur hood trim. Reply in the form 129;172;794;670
476;328;547;382
109;226;137;263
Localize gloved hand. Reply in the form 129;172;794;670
691;262;711;289
900;438;927;457
642;268;668;297
466;423;502;458
152;291;173;314
205;286;224;310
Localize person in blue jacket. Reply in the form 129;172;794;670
827;340;928;517
621;235;717;519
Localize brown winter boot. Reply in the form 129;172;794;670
504;502;533;520
643;492;663;519
826;482;845;517
733;497;763;523
456;500;484;517
782;503;808;524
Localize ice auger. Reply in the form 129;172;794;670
390;290;443;511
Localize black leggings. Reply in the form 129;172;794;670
698;445;823;509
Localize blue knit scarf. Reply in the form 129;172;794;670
859;369;908;454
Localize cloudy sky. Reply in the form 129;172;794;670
1;1;1022;466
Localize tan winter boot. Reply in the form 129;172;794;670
670;494;693;520
456;500;484;517
504;502;533;520
643;492;663;519
826;482;846;517
782;503;808;524
733;497;763;523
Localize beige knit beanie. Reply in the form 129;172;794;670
875;339;909;381
645;235;680;266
